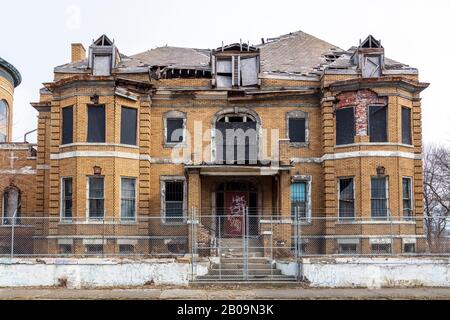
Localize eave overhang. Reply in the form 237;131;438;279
0;57;22;87
325;76;429;94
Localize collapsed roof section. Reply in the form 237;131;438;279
53;31;418;80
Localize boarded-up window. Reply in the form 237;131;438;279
87;105;105;143
93;55;112;76
336;107;355;145
339;178;355;219
88;176;104;219
240;57;258;86
369;105;387;142
371;177;388;218
289;118;306;143
401;107;412;145
166;119;184;143
216;59;233;88
362;55;382;78
62;106;73;145
121;107;137;145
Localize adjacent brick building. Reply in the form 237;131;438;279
0;31;429;256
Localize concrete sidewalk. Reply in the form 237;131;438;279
1;287;450;300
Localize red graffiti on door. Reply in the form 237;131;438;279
225;192;248;237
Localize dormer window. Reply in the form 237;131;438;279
354;35;384;78
88;35;119;77
213;43;260;88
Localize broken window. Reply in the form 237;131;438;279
119;244;135;255
163;180;185;223
87;105;105;143
166;119;184;143
215;55;259;88
0;100;9;143
371;177;389;218
121;107;137;145
289;118;306;143
62;106;73;145
93;55;112;76
88;176;104;219
61;178;73;221
85;244;103;255
121;178;136;221
404;243;415;254
215;115;258;164
402;177;413;219
369;105;387;142
336;107;355;145
291;182;308;219
362;55;382;78
339;178;355;219
401;107;412;145
2;186;21;225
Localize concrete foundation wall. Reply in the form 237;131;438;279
277;257;450;288
0;258;209;289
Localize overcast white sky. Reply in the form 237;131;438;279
1;0;449;144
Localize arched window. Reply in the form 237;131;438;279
214;111;259;165
0;100;9;143
2;186;21;225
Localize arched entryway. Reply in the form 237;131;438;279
215;181;260;238
2;186;21;225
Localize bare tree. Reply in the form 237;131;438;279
423;144;450;252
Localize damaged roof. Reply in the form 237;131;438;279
54;30;416;76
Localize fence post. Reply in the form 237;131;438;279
10;210;17;259
218;217;222;280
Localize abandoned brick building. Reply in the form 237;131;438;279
0;31;429;258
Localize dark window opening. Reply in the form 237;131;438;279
371;177;388;218
336;107;355;145
402;178;413;219
369;105;387;142
121;107;137;145
339;244;358;254
62;106;73;145
289;118;306;143
165;181;184;222
85;244;103;255
62;178;73;220
402;107;412;145
166;119;184;143
119;245;135;255
371;243;391;254
59;244;73;255
404;243;415;254
88;177;104;219
87;105;105;143
339;178;355;219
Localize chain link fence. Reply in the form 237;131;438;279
0;213;449;259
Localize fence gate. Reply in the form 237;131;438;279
190;208;301;283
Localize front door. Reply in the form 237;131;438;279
224;192;248;237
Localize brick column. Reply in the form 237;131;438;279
187;169;201;252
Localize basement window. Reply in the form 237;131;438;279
369;105;387;142
121;106;137;146
371;243;391;254
404;243;415;254
85;244;103;255
87;105;106;143
336;107;355;145
338;243;358;254
401;107;412;145
61;106;73;145
59;244;73;255
119;245;135;255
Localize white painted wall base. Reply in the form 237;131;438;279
0;258;209;289
276;257;450;288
